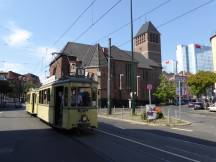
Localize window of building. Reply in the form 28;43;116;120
155;35;159;43
149;33;152;42
142;70;149;80
125;63;131;88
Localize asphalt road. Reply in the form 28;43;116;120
161;105;216;140
0;108;216;162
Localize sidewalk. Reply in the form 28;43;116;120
98;107;191;127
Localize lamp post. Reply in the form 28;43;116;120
136;76;140;97
130;0;136;115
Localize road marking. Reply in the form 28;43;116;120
171;128;193;132
115;125;125;129
97;129;200;162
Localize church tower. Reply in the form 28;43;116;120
134;21;161;65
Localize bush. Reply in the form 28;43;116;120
141;111;147;120
156;112;164;119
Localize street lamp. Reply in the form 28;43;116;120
136;76;140;97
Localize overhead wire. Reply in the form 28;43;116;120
40;0;97;77
74;0;122;41
94;0;171;43
118;0;215;47
51;0;96;47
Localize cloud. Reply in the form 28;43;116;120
3;22;32;46
0;62;24;73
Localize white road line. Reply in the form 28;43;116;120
171;128;193;132
0;112;2;114
115;125;125;129
97;129;200;162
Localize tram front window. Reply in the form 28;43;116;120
71;88;91;107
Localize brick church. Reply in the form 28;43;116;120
49;21;162;107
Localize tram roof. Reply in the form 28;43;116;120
53;77;97;85
40;76;97;88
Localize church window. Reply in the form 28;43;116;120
150;33;153;42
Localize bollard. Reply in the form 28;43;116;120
121;106;124;119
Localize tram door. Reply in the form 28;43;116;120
54;86;64;125
32;93;35;113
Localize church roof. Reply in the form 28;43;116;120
135;21;160;38
50;42;161;69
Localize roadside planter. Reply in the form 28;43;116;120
146;105;157;120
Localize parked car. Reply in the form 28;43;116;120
193;102;204;110
174;99;188;106
208;104;216;112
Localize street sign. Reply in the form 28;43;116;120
175;76;186;82
147;84;152;90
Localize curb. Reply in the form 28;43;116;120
98;115;191;127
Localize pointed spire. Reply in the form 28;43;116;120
135;21;160;38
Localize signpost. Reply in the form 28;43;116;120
147;84;152;105
175;76;186;119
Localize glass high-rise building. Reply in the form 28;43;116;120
162;60;177;74
176;44;212;74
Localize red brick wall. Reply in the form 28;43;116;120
49;55;76;79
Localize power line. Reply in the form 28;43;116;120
74;0;122;41
51;0;96;47
157;0;215;28
118;0;215;47
95;0;171;43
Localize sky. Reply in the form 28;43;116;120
0;0;216;81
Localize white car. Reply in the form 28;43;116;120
208;104;216;112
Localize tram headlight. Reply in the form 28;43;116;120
81;115;87;122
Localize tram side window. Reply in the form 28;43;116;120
27;94;30;103
39;88;50;104
64;87;68;106
71;88;76;106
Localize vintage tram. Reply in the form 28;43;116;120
26;76;98;130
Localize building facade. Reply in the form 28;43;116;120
210;34;216;72
49;21;162;107
162;60;177;74
176;44;213;74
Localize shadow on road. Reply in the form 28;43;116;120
99;122;216;147
0;128;107;162
0;103;25;112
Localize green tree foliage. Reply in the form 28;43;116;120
187;71;216;97
0;80;12;104
154;74;176;103
0;80;12;94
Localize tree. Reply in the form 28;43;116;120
0;80;12;104
154;74;176;103
187;71;216;98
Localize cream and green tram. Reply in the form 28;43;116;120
26;88;38;115
36;77;98;130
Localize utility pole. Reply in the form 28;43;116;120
130;0;136;115
178;80;181;119
107;38;112;115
